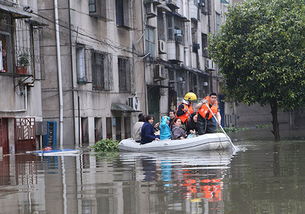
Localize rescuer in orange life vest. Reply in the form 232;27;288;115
195;92;221;135
176;92;197;124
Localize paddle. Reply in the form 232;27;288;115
205;103;236;151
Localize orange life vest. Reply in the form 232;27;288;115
177;103;194;123
198;96;218;120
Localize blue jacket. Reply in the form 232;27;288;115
141;122;159;144
160;116;171;140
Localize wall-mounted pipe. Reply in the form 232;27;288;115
54;0;64;148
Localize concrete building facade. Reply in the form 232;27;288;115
0;0;45;154
0;0;233;150
143;0;231;120
38;0;146;147
36;0;233;147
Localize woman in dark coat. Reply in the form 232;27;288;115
141;115;160;144
186;113;198;135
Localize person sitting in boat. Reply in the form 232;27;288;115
171;118;187;140
186;113;198;136
132;113;145;143
141;115;160;144
168;110;176;128
176;92;197;125
195;92;221;135
159;116;171;140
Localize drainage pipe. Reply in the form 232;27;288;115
54;0;64;148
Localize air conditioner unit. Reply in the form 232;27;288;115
154;64;166;80
158;40;166;54
145;2;157;18
206;59;214;70
128;97;140;110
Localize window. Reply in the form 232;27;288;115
76;44;87;83
174;19;185;44
176;70;187;98
201;33;208;57
0;34;10;73
106;117;112;139
189;72;198;94
157;11;166;41
0;13;13;74
118;57;131;92
92;51;113;90
81;117;89;145
89;0;107;18
198;75;208;97
191;21;200;52
124;117;131;138
216;12;221;32
191;21;198;44
94;117;103;142
88;0;96;13
201;0;211;15
145;26;156;58
116;0;131;27
167;15;174;40
115;117;121;140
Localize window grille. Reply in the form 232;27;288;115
118;57;131;92
92;51;113;91
76;44;87;83
15;118;35;140
145;26;156;58
115;0;131;27
201;33;208;57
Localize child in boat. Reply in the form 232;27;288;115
171;118;187;140
160;116;171;140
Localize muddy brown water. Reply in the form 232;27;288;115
1;140;305;214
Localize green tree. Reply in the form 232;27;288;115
209;0;305;141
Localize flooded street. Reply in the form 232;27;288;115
1;140;305;214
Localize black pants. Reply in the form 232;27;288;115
197;114;217;135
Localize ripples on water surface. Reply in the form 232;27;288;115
1;140;305;214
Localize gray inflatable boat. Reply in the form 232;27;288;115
118;133;233;152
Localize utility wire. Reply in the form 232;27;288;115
22;5;146;56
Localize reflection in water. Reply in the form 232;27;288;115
2;141;305;213
86;151;234;214
0;150;234;214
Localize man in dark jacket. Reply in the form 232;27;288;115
141;115;160;144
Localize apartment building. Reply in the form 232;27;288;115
143;0;230;120
38;0;146;146
0;0;232;150
0;0;45;154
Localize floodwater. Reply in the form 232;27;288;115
1;140;305;214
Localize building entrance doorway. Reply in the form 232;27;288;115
147;86;160;122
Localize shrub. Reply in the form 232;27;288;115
90;139;119;152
